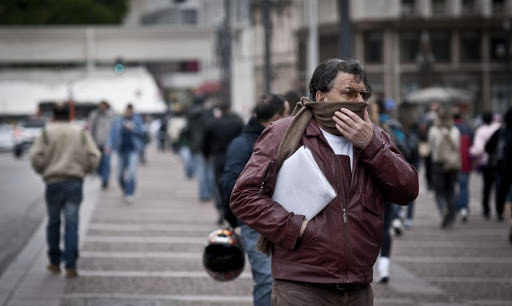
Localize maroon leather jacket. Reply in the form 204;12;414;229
230;117;418;284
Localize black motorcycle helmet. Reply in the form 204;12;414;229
202;228;245;281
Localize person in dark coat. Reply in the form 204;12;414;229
221;93;289;306
202;100;244;225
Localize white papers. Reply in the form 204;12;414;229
271;146;337;220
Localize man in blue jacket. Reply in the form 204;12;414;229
221;94;289;306
106;104;146;204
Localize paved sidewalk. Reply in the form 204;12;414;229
1;148;511;306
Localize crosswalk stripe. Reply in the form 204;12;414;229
77;270;252;278
81;251;202;258
86;236;205;243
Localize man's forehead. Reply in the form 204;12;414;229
333;72;363;87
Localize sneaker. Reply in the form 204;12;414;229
47;264;61;274
66;269;78;278
377;269;389;284
377;256;390;284
101;181;108;190
125;195;135;205
459;208;468;223
404;218;413;230
392;218;404;236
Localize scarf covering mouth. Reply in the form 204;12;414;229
255;97;367;256
291;97;367;136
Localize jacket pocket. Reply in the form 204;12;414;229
361;191;385;216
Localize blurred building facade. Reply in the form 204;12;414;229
1;0;511;118
260;0;512;115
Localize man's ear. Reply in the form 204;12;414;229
315;91;325;102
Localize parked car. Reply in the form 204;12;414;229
0;124;14;152
12;118;47;158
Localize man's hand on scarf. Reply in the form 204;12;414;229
333;107;374;149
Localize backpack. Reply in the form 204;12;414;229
486;128;507;170
436;131;461;172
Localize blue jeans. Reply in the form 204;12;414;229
457;172;470;211
179;146;195;179
240;224;273;306
193;153;214;200
118;151;139;196
45;180;82;270
97;146;111;185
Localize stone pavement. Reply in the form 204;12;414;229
1;148;511;306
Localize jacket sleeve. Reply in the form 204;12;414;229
358;125;419;205
229;126;304;251
29;133;47;174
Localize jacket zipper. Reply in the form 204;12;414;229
332;157;352;283
258;160;274;194
343;164;356;283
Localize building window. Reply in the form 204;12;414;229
462;0;477;16
430;31;451;62
400;31;420;63
493;0;506;16
182;9;197;25
490;32;509;62
364;31;383;64
401;0;415;16
460;31;481;62
432;0;446;16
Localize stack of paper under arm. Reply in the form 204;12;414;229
271;146;337;220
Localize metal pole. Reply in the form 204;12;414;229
504;20;511;108
308;0;319;78
263;0;272;93
339;0;353;58
222;0;232;105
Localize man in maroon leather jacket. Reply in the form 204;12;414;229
230;58;418;305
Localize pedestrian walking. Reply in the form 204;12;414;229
418;102;440;191
185;95;215;202
87;100;113;189
469;111;501;220
428;105;461;228
203;100;243;225
230;58;419;305
30;102;100;278
485;107;512;224
454;112;474;222
221;93;289;306
105;104;146;204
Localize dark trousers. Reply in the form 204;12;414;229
271;279;373;306
381;203;393;258
481;165;495;216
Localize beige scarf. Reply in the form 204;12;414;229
256;97;367;256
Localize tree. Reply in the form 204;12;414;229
0;0;129;25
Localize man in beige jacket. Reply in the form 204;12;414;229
30;103;100;278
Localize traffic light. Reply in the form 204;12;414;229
114;58;125;74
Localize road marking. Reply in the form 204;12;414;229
394;256;512;264
89;223;217;232
396;241;509;248
81;251;202;259
76;270;252;278
425;276;512;283
86;236;205;243
62;293;252;303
